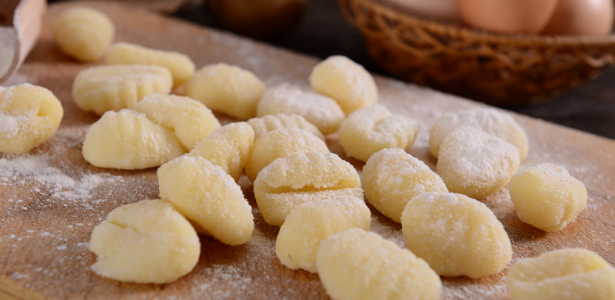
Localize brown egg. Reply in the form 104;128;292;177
542;0;613;36
455;0;559;34
386;0;460;23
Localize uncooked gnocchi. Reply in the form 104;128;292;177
316;228;441;300
158;155;254;245
89;199;200;284
82;109;185;170
339;104;418;162
72;64;173;115
507;248;615;300
245;127;329;182
52;7;114;62
106;42;195;87
309;55;378;115
184;63;265;120
401;192;512;278
134;93;220;150
247;113;324;141
256;83;345;135
436;126;520;199
0;84;63;154
275;196;370;273
254;152;363;226
188;122;254;181
362;148;448;223
429;108;529;159
509;163;587;232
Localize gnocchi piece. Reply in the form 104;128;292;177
436;126;520;199
188;122;254;181
509;163;587;232
507;248;615;300
52;7;114;62
184;63;265;120
0;84;63;154
247;113;324;141
401;192;512;278
256;83;345;135
429;108;529;160
89;199;200;284
82;109;185;170
254;152;363;226
106;42;195;87
309;55;378;115
245;127;329;182
317;228;441;300
72;64;173;115
134;93;220;150
339;104;418;162
158;156;254;245
362;148;448;223
275;196;371;273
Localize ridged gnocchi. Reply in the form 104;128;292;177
52;7;114;62
247;113;324;141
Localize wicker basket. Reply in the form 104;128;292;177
339;0;615;105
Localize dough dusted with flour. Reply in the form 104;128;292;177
53;6;114;62
248;113;324;141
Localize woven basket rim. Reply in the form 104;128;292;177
348;0;615;47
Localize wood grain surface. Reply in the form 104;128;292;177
1;2;614;299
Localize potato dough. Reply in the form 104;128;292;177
429;108;528;160
82;109;185;170
184;63;265;120
188;122;254;181
0;84;63;154
436;126;520;199
309;55;378;115
134;93;220;150
53;7;114;62
509;163;587;232
247;113;324;141
89;199;200;284
363;148;448;223
72;64;173;115
507;248;615;300
158;156;254;245
401;192;512;278
254;152;363;226
106;42;195;87
317;228;441;300
245;127;329;182
339;104;418;162
275;196;370;273
256;83;345;135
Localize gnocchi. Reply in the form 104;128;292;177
52;7;114;62
247;113;324;141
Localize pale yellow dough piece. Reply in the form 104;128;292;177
89;199;200;284
363;148;448;223
256;83;345;135
254;152;363;226
436;126;520;199
134;93;220;150
309;55;378;115
158;156;254;245
188;122;254;181
429;108;529;160
0;84;63;154
72;64;173;115
245;127;329;182
509;163;587;232
339;104;418;162
507;248;615;300
82;109;185;170
275;196;370;273
316;228;441;300
247;113;324;141
401;192;512;278
53;7;114;62
184;63;265;120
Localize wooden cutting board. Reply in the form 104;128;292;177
1;2;614;299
